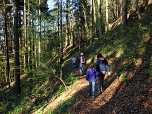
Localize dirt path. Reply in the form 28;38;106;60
62;61;121;114
67;61;152;114
37;57;151;114
68;64;122;114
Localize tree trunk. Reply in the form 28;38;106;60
122;0;127;30
65;0;69;47
71;0;74;46
3;0;10;89
24;0;28;72
60;0;63;64
60;0;63;79
129;0;133;19
98;0;102;39
38;0;41;66
90;0;93;44
105;0;108;31
57;0;60;67
14;0;21;95
93;0;97;38
28;0;32;72
135;0;141;19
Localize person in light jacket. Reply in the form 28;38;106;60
72;56;76;68
86;63;98;99
96;54;111;94
78;52;86;75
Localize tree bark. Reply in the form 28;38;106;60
105;0;108;31
71;0;74;46
122;0;127;30
14;0;21;95
38;0;41;66
3;0;10;89
98;0;102;39
135;0;141;19
90;0;93;44
60;0;63;79
65;0;69;47
24;0;27;72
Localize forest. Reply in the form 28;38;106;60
0;0;152;113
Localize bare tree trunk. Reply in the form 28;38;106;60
122;0;127;30
38;0;41;66
78;1;80;51
79;2;89;36
28;0;32;72
3;0;10;89
98;0;102;39
65;0;69;47
105;0;108;31
135;0;141;19
14;0;21;95
57;0;60;67
93;0;97;38
129;0;133;19
71;0;74;46
60;0;63;78
90;0;93;44
24;0;27;72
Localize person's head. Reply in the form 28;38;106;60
90;63;95;69
80;52;83;56
97;53;103;58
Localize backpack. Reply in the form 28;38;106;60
80;56;85;64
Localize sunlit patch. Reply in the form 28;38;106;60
87;59;92;63
144;34;150;42
116;49;124;58
138;48;146;55
135;58;142;68
122;59;128;64
107;51;113;57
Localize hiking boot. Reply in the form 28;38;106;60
98;91;103;94
92;96;95;99
88;93;91;96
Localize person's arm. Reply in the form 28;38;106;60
86;70;89;80
96;60;100;72
105;59;110;75
95;69;98;77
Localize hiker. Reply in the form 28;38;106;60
72;55;76;68
96;53;111;94
86;63;98;99
78;52;86;75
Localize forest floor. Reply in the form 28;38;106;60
42;49;152;114
0;3;152;114
40;3;152;114
65;58;152;114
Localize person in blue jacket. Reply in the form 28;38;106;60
96;54;111;94
86;63;98;99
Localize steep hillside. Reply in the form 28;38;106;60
49;4;152;114
0;3;152;114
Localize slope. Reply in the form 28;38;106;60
0;3;151;114
48;4;152;114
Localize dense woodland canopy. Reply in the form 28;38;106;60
0;0;151;95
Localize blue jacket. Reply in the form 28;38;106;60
96;57;110;72
86;68;98;82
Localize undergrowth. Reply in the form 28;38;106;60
0;4;152;114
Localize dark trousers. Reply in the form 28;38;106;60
98;71;106;92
